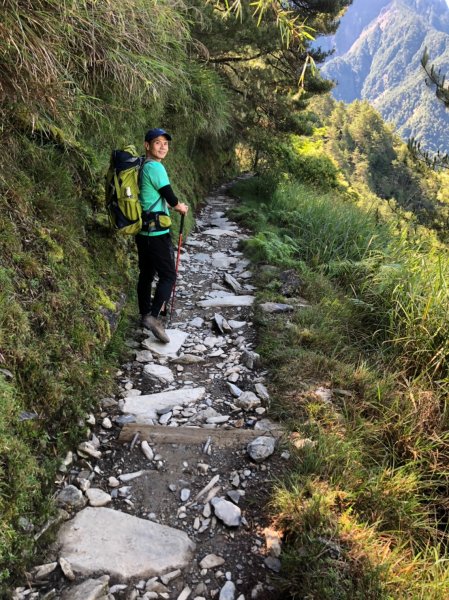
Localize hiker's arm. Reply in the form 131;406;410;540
159;185;189;215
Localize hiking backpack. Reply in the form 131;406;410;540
105;145;144;235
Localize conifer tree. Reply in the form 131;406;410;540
408;48;449;169
193;0;352;162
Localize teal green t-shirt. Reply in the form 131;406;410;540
139;160;170;237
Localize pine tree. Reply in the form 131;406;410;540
192;0;353;162
408;48;449;170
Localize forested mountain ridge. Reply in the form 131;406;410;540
321;0;449;152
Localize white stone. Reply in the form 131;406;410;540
119;471;143;482
159;411;172;425
160;569;181;585
123;388;206;423
235;391;261;411
61;575;110;600
102;417;113;429
177;586;192;600
110;584;128;594
197;296;255;308
247;436;276;463
199;554;225;569
255;383;269;402
135;350;154;363
180;488;191;502
227;383;242;398
57;507;195;580
143;364;175;384
123;388;142;397
207;415;230;424
59;557;75;581
78;441;102;459
86;488;112;507
190;317;204;328
142;330;189;356
219;580;236;600
228;320;247;329
211;497;241;527
204;336;218;348
254;418;278;431
33;562;58;579
146;579;168;593
223;272;242;293
141;441;154;461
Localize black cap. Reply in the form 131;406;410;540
145;128;172;142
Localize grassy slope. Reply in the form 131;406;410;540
0;112;232;585
230;139;449;598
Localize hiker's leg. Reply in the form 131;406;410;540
150;234;176;317
136;235;156;316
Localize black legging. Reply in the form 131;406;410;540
135;233;176;317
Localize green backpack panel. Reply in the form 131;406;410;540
105;145;144;235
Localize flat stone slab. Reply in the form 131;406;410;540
201;229;239;238
123;387;206;422
57;508;195;581
142;329;188;356
197;295;255;308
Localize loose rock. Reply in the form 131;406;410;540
219;580;236;600
211;497;241;527
86;488;112;507
61;575;110;600
247;436;276;463
199;554;225;569
235;391;261;411
56;486;86;510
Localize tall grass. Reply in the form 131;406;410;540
233;176;449;379
233;171;449;598
0;0;191;124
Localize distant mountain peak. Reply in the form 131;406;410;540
321;0;449;152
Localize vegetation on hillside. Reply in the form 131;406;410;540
231;105;449;597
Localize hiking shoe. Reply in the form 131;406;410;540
142;315;170;344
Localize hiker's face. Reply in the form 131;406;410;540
146;136;169;161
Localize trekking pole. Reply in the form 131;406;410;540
170;213;185;322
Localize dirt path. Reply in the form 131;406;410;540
13;180;288;600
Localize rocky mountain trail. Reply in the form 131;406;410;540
13;181;290;600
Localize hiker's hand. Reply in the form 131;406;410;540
174;202;189;215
